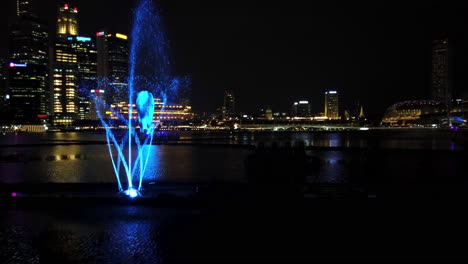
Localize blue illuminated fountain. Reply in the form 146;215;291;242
92;0;187;198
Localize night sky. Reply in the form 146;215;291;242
2;0;468;117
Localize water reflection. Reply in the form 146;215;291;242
0;130;464;184
104;208;161;263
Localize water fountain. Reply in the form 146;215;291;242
92;0;187;198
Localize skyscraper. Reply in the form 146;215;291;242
51;2;81;125
222;91;235;119
291;100;311;117
8;0;49;123
96;31;129;104
431;38;451;105
71;36;97;120
324;90;339;119
51;38;79;125
57;2;79;36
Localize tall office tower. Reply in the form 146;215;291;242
431;38;451;105
8;0;49;123
51;38;79;125
324;90;339;119
57;2;79;36
68;36;97;120
291;100;311;117
222;91;235;119
96;32;129;105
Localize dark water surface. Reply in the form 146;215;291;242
1;130;467;262
0;129;464;184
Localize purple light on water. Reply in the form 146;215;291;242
157;131;168;137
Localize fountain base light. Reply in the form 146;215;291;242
124;188;140;198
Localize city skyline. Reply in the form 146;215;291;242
2;0;468;117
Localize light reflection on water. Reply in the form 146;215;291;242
0;130;464;184
0;207;202;263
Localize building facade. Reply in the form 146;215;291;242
97;32;129;105
106;98;193;122
51;38;79;125
57;2;78;36
70;36;97;120
51;3;81;125
291;100;311;117
16;0;34;17
431;38;451;105
222;91;235;119
8;0;49;123
324;91;339;119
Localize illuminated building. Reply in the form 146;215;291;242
51;36;97;122
97;31;129;104
57;2;79;36
52;3;98;124
69;36;97;120
222;91;235;119
431;38;451;105
382;100;440;126
324;91;339;119
291;100;311;117
51;3;80;125
51;38;79;125
106;98;193;122
8;0;49;122
88;89;105;120
265;107;273;120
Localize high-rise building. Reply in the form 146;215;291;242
57;2;79;36
291;100;311;117
97;31;129;105
51;2;81;125
51;38;79;125
69;36;97;120
324;91;339;119
8;0;49;123
431;38;451;105
222;91;235;119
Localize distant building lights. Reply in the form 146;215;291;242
96;32;105;37
11;192;17;197
299;101;309;104
76;36;91;42
9;62;27;68
64;4;68;9
115;33;128;40
328;91;337;94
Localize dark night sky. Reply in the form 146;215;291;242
2;0;468;117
